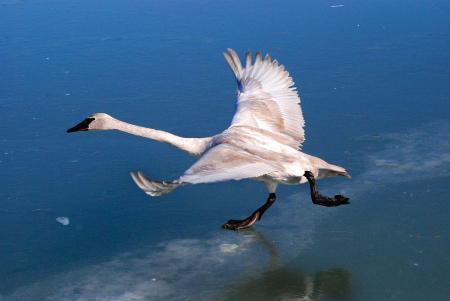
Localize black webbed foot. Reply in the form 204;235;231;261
312;193;350;207
222;193;276;231
222;213;260;230
304;171;350;207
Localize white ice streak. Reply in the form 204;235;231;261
364;122;450;181
326;121;450;200
5;237;261;301
219;243;240;253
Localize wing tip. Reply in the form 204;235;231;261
224;48;243;79
130;171;180;197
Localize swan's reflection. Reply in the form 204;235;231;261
222;230;352;301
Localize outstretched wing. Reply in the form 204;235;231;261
179;144;278;184
224;49;305;149
131;143;280;196
130;143;279;196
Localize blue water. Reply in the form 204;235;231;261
1;0;449;300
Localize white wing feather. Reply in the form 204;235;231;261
130;143;278;196
180;144;278;184
224;49;305;149
130;172;180;196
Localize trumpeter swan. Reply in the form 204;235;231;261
67;49;350;230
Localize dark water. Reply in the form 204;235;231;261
1;0;449;300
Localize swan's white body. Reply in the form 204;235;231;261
71;49;349;196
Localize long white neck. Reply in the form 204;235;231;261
110;118;212;156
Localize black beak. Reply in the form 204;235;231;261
67;118;95;133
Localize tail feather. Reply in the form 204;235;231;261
130;172;180;196
318;164;351;179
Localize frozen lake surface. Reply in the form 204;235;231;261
1;0;449;300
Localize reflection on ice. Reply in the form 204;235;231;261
221;230;351;301
225;266;351;301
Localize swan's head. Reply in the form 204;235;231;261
67;113;115;133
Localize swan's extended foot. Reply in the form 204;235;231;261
222;193;276;230
311;193;349;207
304;171;350;207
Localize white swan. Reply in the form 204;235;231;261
67;49;350;230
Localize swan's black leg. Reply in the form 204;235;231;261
304;171;350;207
222;193;276;230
